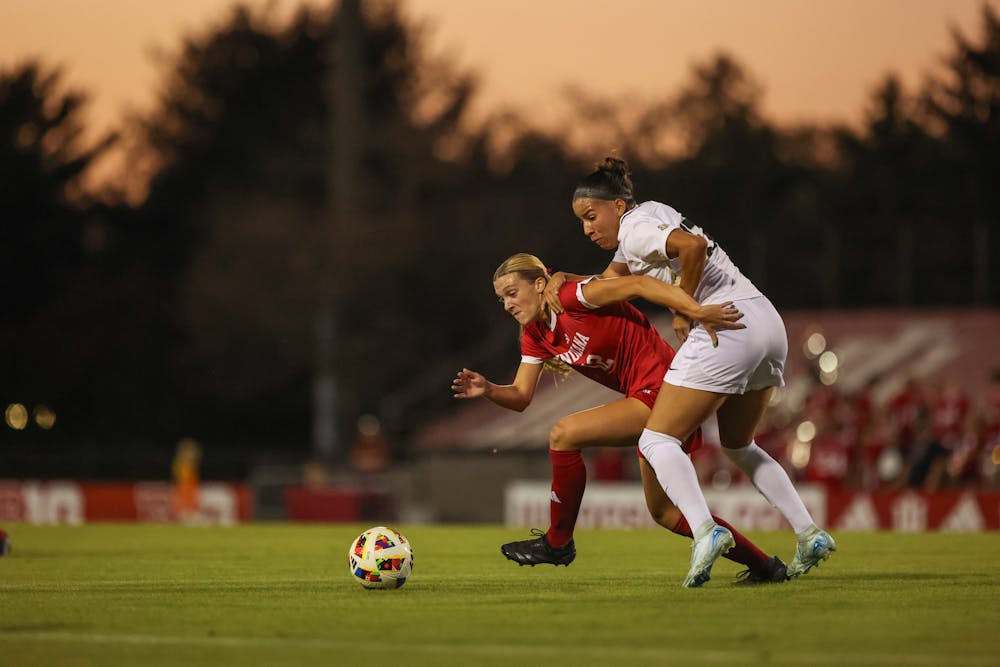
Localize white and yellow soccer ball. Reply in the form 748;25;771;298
348;526;414;589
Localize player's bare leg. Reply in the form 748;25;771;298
502;398;648;567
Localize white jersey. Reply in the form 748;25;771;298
612;200;762;305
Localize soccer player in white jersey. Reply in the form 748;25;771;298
453;253;788;586
550;157;836;582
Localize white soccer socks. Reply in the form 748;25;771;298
639;429;714;535
723;442;814;534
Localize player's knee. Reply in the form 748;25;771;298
549;418;580;451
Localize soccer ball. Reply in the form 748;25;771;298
348;526;413;589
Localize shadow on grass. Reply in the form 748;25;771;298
0;622;82;633
809;572;966;582
0;580;331;594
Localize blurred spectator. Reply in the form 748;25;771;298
888;378;927;453
861;409;896;489
963;369;1000;488
930;379;971;446
764;370;1000;491
692;443;729;488
802;426;852;490
894;407;949;491
790;386;845;488
844;380;876;487
171;438;202;524
980;369;1000;447
804;381;840;424
301;460;330;488
348;414;391;475
801;436;850;489
944;418;981;487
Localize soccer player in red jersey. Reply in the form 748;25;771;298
453;253;788;584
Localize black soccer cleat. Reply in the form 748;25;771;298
501;528;576;567
736;555;789;584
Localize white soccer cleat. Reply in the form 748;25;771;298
682;524;735;588
787;526;837;578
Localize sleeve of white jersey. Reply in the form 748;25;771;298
620;218;673;265
575;277;601;310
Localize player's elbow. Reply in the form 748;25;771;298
510;391;533;412
681;235;708;259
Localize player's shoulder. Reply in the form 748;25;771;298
623;200;683;229
557;279;588;311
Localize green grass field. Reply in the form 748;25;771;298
1;524;998;666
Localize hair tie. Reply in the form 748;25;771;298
546;267;553;276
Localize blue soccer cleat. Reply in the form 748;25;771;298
787;525;836;577
683;523;735;588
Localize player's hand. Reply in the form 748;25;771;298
452;368;488;399
673;313;692;345
695;301;745;348
543;271;567;314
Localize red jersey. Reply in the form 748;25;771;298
520;279;675;407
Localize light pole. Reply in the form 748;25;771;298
314;0;363;461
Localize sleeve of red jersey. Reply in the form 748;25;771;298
563;277;601;311
519;326;549;365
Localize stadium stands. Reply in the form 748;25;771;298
413;309;1000;491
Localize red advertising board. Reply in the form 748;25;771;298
284;485;394;522
826;489;1000;531
505;481;1000;531
0;480;252;524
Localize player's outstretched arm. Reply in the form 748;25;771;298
580;275;744;347
452;363;544;412
542;261;629;315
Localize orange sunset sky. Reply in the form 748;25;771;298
1;0;995;170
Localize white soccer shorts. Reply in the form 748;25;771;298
665;295;787;394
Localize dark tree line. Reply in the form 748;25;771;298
2;2;998;475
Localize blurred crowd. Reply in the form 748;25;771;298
712;372;1000;492
590;371;1000;492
